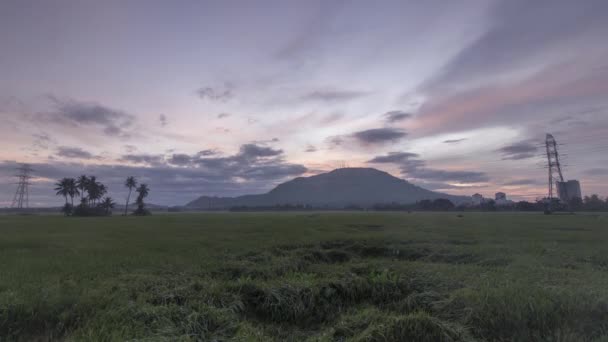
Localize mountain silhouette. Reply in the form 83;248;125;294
186;167;470;209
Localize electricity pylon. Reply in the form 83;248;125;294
11;164;33;209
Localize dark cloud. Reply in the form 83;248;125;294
103;125;122;136
47;98;135;137
0;141;308;206
497;141;538;160
443;138;467;144
352;128;407;144
301;89;368;102
119;154;165;166
196;84;233;102
0;160;291;206
196;149;218;157
124;145;137;153
383;110;412;123
56;146;96;159
191;144;305;182
125;144;301;182
239;144;282;158
325;128;407;149
217;113;231;119
368;151;489;183
168;153;192;166
159;114;168;127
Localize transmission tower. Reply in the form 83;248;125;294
544;134;565;200
11;164;33;209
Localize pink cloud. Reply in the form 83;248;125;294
409;62;608;135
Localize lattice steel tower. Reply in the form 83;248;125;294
11;164;33;209
544;134;565;200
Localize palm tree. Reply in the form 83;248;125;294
134;183;150;215
76;175;89;204
87;176;104;206
98;183;107;199
54;178;70;205
66;178;79;207
136;184;149;201
124;176;137;215
100;197;115;215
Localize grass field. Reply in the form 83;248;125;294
1;212;607;341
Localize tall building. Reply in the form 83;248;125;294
495;192;506;201
557;180;582;202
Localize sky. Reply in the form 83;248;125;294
1;0;608;206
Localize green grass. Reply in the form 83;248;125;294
0;212;607;341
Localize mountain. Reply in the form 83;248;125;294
185;167;470;209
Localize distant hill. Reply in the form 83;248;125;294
186;167;471;209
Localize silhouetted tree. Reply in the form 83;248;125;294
55;178;79;215
66;178;79;207
568;197;584;211
54;178;71;205
133;183;151;215
87;176;107;206
480;199;497;211
76;175;89;204
100;197;116;215
432;198;455;211
584;194;605;211
515;201;539;211
124;176;137;216
415;199;454;211
417;199;433;210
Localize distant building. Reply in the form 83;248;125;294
472;193;484;205
557;180;582;202
495;192;506;201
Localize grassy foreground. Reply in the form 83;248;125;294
0;212;607;341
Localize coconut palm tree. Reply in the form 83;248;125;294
54;178;71;205
134;183;150;215
66;178;79;207
98;183;107;199
124;176;137;215
87;176;105;206
76;175;89;204
100;197;115;215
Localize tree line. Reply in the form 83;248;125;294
55;175;150;216
227;195;608;212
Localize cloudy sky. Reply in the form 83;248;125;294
1;0;608;206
